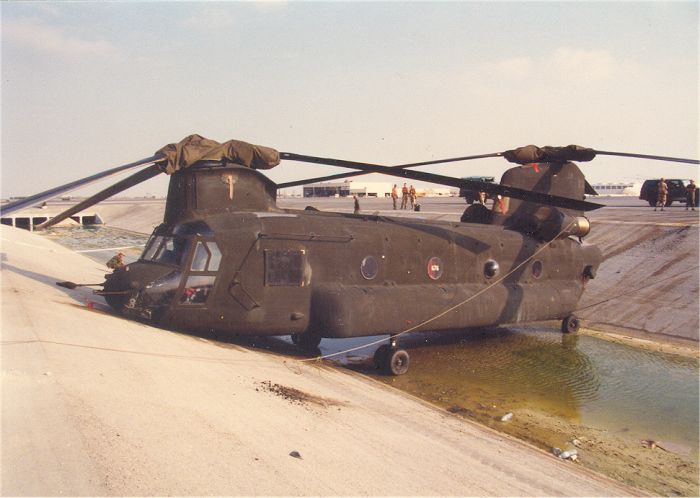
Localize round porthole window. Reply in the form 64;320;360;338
427;256;443;280
484;259;499;278
361;255;379;280
532;260;543;279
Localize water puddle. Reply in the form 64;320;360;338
308;328;698;455
40;225;148;265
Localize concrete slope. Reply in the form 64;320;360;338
580;220;699;340
94;201;164;234
0;226;633;496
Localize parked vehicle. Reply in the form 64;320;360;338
639;179;698;207
459;176;495;204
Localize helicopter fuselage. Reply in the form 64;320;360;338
107;207;601;339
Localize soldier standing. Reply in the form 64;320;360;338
353;195;360;214
391;184;398;209
106;252;125;270
654;178;668;211
409;185;417;209
686;179;696;211
401;183;409;209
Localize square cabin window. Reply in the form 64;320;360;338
264;249;305;286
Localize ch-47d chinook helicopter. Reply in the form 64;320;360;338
3;135;698;375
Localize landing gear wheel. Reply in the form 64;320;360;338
374;345;391;369
102;272;128;313
291;332;322;350
561;315;580;334
374;345;410;375
387;348;410;375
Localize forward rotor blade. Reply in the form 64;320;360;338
277;151;504;189
281;153;603;211
1;154;164;216
593;150;699;164
36;164;163;230
278;170;369;189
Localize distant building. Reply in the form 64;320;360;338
303;180;392;198
591;182;640;196
302;179;457;198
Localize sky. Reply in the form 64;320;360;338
1;1;698;198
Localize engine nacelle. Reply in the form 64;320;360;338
537;210;591;240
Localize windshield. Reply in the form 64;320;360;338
141;235;189;266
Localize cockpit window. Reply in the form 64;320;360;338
142;235;162;261
191;242;209;271
141;235;188;266
189;240;222;272
208;243;222;271
180;276;216;305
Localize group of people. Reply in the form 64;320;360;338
654;178;696;211
391;183;417;210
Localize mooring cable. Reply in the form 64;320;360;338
294;221;579;365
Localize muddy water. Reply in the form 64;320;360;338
314;328;699;495
43;226;700;495
318;328;698;456
40;225;148;264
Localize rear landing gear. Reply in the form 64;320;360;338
291;332;322;351
561;315;580;334
374;335;410;375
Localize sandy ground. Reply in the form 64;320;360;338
0;225;635;496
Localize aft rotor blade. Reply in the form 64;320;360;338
281;153;603;211
1;154;164;216
593;150;699;164
36;164;163;230
279;170;370;189
277;151;504;189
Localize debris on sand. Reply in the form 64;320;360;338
641;439;658;450
289;451;302;459
552;447;578;461
257;380;346;411
559;449;578;461
500;412;513;422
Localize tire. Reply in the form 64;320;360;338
387;348;410;375
291;332;321;350
373;345;391;369
103;272;129;313
561;315;580;334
